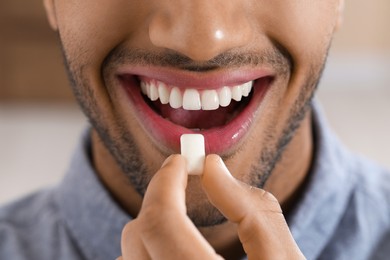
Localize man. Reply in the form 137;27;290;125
1;0;389;259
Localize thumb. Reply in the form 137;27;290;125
201;154;305;259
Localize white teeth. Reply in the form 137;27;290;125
140;81;148;95
218;87;232;107
158;82;170;104
169;87;182;109
141;80;253;111
242;82;252;97
201;90;219;110
149;83;159;101
183;89;201;110
231;85;243;101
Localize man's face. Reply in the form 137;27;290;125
45;0;342;226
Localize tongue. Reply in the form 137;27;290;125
156;102;239;129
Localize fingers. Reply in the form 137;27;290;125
202;154;305;259
139;155;217;258
121;154;303;259
121;155;220;260
141;155;188;214
121;220;150;260
201;154;257;222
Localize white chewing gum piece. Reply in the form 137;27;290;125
180;134;205;175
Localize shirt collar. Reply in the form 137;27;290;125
288;101;356;259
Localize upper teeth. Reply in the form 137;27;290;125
140;80;253;111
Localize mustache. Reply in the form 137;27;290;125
103;45;292;75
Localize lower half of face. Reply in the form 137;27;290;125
56;0;339;227
67;50;322;226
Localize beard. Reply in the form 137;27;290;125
61;43;327;227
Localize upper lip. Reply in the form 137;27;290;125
116;66;275;89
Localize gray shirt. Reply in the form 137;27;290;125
1;103;390;260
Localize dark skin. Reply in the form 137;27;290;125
43;0;344;258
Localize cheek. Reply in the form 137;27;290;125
255;1;339;66
55;0;146;68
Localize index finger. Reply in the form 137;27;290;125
136;155;220;259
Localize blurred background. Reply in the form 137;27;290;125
0;0;389;204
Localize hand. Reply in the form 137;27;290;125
118;154;305;259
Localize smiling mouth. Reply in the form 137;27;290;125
139;78;253;129
117;69;273;154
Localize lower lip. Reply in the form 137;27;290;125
119;76;272;155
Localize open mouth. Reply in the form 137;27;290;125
140;78;253;129
117;69;273;155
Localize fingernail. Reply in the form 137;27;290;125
218;158;232;176
207;154;232;176
161;155;175;168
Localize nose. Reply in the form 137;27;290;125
149;0;252;62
